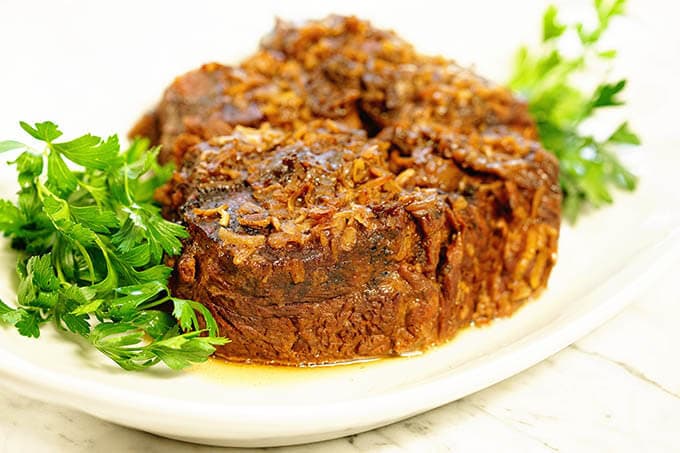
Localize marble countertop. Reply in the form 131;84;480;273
2;261;678;453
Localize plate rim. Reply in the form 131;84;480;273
1;227;678;446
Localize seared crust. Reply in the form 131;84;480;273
142;16;562;365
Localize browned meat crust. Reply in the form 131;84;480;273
136;16;561;365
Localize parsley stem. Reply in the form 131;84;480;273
93;235;116;281
122;164;134;206
53;241;67;284
78;180;103;208
137;295;171;310
74;241;96;283
34;181;97;282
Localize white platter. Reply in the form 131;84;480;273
0;0;679;448
0;141;678;447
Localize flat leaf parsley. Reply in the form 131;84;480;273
0;122;228;371
509;0;640;222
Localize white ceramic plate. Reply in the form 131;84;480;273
0;141;678;449
1;0;679;448
0;168;678;448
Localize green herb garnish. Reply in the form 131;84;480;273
0;121;228;370
509;0;640;222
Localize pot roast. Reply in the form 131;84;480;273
132;16;561;365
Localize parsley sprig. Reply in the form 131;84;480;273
509;0;640;222
0;121;228;370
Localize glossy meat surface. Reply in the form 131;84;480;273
137;16;562;365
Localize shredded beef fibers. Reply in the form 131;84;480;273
132;16;561;365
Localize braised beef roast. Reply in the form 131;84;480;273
133;16;561;365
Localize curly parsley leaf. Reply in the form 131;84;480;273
47;150;79;196
0;200;23;235
608;121;640;145
52;134;122;170
15;311;42;338
172;298;220;337
509;0;640;222
542;5;567;41
19;121;62;143
0;122;228;371
90;323;228;371
0;299;19;323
